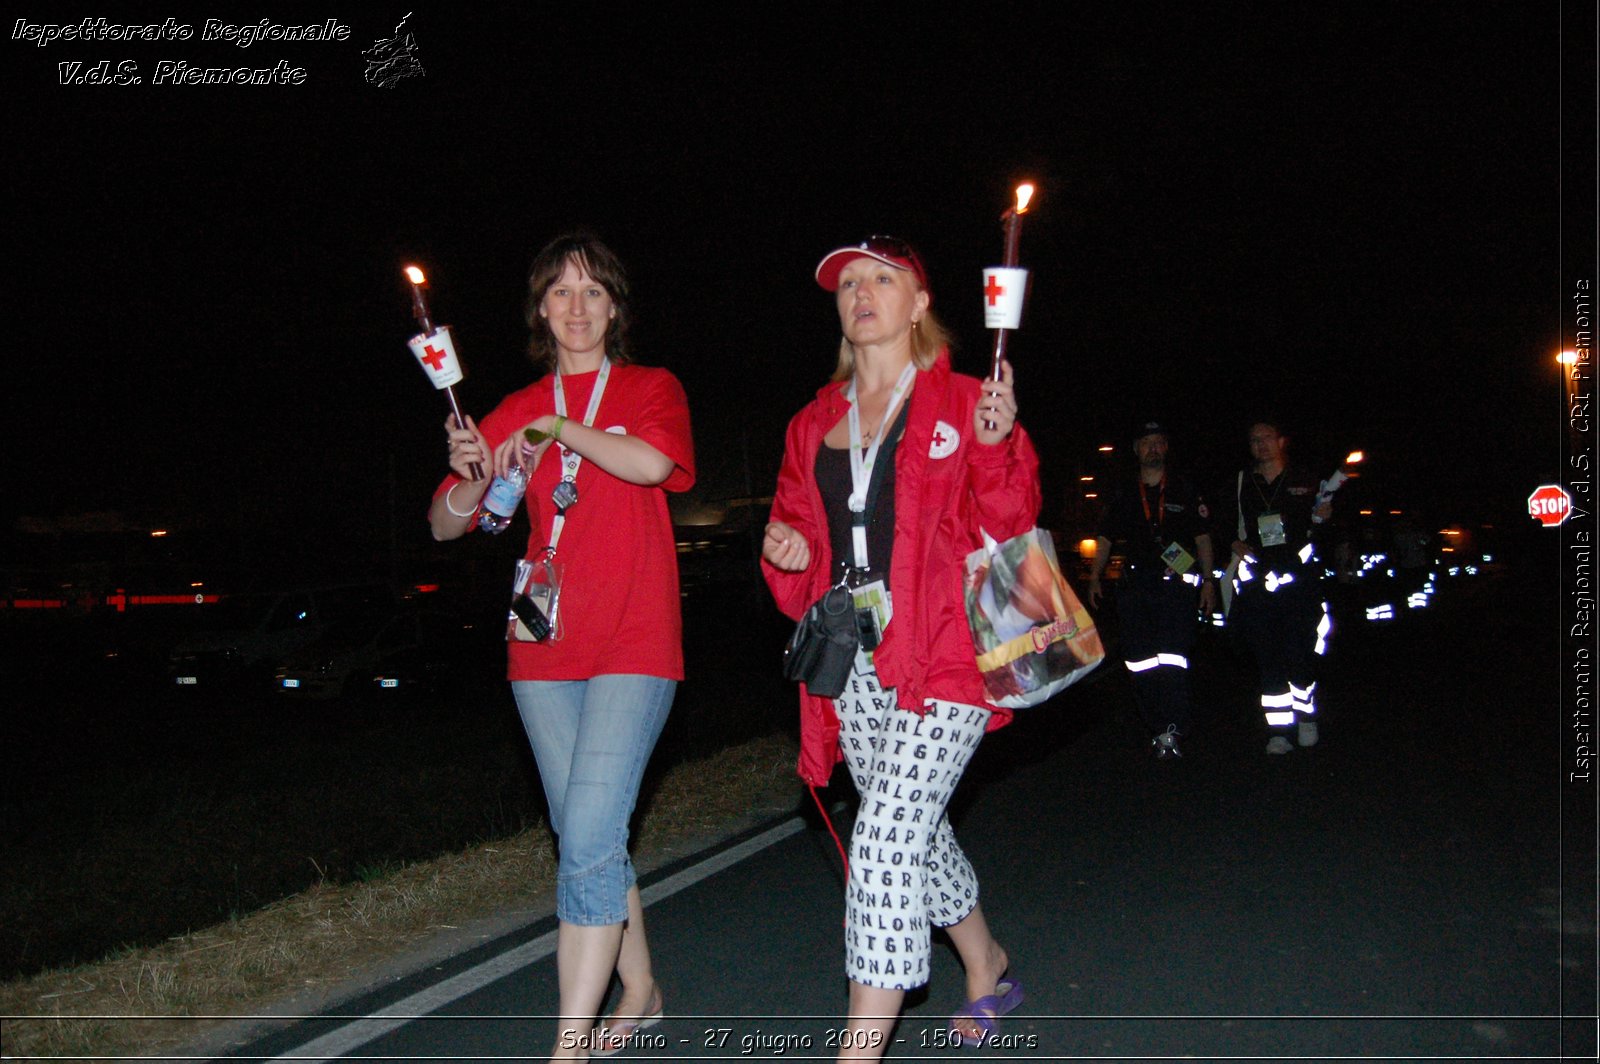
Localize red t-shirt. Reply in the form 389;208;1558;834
434;364;695;681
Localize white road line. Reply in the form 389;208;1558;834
263;816;807;1063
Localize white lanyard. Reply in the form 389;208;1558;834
545;357;611;555
845;362;916;569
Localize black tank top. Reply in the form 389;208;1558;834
814;401;909;588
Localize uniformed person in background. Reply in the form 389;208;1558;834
1087;421;1216;759
1225;419;1332;755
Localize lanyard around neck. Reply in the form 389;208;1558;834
1251;466;1283;510
545;357;611;556
1139;474;1166;531
845;362;916;569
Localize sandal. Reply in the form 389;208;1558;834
949;976;1024;1047
591;989;665;1058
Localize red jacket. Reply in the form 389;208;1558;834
762;352;1042;785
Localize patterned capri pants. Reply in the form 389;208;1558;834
833;657;992;990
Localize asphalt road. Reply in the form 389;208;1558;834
217;569;1596;1062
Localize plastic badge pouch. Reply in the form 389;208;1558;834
509;556;563;642
1160;541;1196;574
1257;512;1287;547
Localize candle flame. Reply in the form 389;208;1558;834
1014;183;1035;214
405;266;426;285
1345;450;1364;465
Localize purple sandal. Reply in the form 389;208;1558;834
949;976;1025;1047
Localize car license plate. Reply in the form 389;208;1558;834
282;678;300;689
175;676;198;685
379;678;399;688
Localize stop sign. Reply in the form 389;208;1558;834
1527;484;1572;526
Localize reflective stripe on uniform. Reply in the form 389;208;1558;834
1125;653;1189;672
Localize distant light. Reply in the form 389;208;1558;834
1097;445;1114;453
674;503;727;526
1345;451;1365;465
150;529;168;537
189;582;203;588
1079;475;1095;482
1359;510;1374;516
413;583;440;594
1078;538;1099;559
1084;492;1099;499
1440;529;1461;537
1390;510;1403;515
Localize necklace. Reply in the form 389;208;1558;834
855;392;896;447
846;363;917;515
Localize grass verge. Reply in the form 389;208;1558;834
0;733;801;1063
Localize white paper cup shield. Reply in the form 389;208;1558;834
408;326;464;389
982;267;1029;330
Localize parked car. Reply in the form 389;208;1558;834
166;583;395;689
272;607;474;700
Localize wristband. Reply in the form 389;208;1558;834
551;415;567;442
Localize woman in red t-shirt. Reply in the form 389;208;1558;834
430;232;694;1060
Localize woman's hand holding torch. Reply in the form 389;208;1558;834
983;182;1034;430
404;265;482;481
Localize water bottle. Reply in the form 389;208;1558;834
477;463;527;534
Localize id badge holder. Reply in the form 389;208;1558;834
508;555;564;642
1160;541;1196;575
1257;511;1287;548
849;577;891;670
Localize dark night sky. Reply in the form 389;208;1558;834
4;3;1580;580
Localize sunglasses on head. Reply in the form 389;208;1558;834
860;235;927;283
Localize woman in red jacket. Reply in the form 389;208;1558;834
762;236;1041;1057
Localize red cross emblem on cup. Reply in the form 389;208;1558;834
981;268;1028;330
407;327;464;390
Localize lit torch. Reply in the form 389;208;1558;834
1314;450;1364;523
406;266;434;332
404;265;482;481
983;182;1035;428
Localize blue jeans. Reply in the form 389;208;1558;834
511;675;675;925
